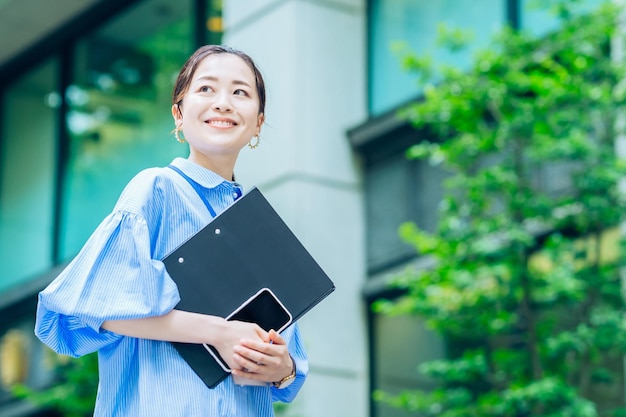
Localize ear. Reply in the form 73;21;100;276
256;113;265;135
172;104;182;126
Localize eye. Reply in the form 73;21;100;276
234;89;249;96
199;85;214;93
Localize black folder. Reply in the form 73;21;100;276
162;186;335;388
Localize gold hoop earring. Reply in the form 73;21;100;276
175;128;186;144
248;135;261;149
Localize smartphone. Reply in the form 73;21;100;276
203;288;293;372
227;288;292;332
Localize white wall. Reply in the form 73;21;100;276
223;0;368;415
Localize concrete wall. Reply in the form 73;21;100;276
223;1;368;415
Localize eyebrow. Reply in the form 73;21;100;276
195;75;252;88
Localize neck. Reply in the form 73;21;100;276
188;151;236;181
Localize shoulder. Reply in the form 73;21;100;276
114;166;179;214
126;166;177;190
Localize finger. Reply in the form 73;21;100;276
238;339;288;360
231;367;265;381
268;329;286;345
249;325;269;342
233;345;259;362
234;344;274;365
238;338;273;354
232;352;268;374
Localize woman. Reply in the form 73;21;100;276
35;45;308;416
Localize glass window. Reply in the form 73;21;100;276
366;153;414;271
60;0;196;259
0;59;58;292
521;0;606;35
369;0;505;116
372;311;444;417
366;152;449;273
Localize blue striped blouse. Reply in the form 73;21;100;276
35;157;309;416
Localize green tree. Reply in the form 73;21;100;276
375;1;626;416
13;352;98;417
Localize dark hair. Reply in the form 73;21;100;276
172;45;266;115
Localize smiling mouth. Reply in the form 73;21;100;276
207;120;236;127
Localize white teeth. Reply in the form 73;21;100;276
208;120;234;127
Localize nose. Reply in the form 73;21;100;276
212;92;233;112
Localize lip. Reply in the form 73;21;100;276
205;117;238;128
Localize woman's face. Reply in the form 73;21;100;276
172;53;264;165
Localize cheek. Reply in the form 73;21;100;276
180;99;205;116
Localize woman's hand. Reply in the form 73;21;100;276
230;329;294;383
211;320;270;371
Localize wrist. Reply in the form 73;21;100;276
202;315;228;346
272;356;296;389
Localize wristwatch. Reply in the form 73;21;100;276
272;357;296;389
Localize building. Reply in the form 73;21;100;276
0;1;602;416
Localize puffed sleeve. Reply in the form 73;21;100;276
34;210;180;357
271;323;309;403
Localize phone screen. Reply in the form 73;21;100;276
228;288;292;332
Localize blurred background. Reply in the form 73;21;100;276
0;0;618;416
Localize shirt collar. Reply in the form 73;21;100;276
170;157;241;190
